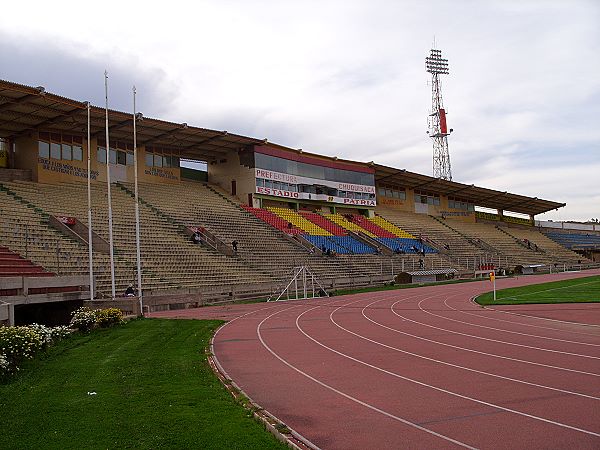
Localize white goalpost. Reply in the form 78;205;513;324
269;265;329;302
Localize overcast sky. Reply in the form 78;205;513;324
1;0;598;221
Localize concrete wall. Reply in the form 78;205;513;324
13;134;180;186
208;149;255;204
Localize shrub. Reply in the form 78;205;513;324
70;307;97;332
50;325;71;341
0;326;44;373
0;352;9;376
27;323;53;347
95;308;124;328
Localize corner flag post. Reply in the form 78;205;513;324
490;271;496;301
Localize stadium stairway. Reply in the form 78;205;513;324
500;226;593;264
440;218;583;267
2;181;268;296
0;185;135;295
376;208;486;265
348;214;437;254
119;181;373;282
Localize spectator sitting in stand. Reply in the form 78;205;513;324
192;232;201;245
125;284;135;297
232;240;238;252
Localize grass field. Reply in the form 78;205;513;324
476;275;600;306
0;319;286;450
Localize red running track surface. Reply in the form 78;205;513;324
151;270;600;449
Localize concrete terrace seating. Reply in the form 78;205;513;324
501;226;591;263
262;208;376;254
0;246;53;278
349;214;436;254
350;214;396;238
243;207;303;235
268;207;331;236
299;211;347;236
376;208;485;261
325;213;377;237
0;187;127;295
448;220;575;267
544;231;600;251
3;181;266;296
123;181;370;281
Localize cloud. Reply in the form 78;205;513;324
0;0;598;221
0;32;179;117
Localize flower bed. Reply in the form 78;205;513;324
0;307;124;379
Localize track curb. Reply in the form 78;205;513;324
208;325;321;450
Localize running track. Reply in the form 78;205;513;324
151;270;600;449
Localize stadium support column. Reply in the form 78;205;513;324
426;48;453;181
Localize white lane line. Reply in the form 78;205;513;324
213;302;283;341
385;298;600;377
475;299;600;330
295;306;600;438
448;296;600;338
412;298;600;360
257;304;478;450
437;297;600;347
328;297;600;400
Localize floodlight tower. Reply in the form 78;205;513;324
426;48;453;180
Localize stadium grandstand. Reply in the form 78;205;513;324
0;79;597;324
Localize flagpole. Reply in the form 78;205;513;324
86;101;94;300
132;86;143;315
104;71;116;300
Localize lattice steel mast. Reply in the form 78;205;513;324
426;48;453;180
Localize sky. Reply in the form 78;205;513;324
1;0;598;221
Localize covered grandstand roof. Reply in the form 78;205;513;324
0;79;565;215
0;79;265;162
374;164;565;216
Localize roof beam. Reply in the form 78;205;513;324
502;197;537;212
446;184;475;196
140;123;188;146
376;168;406;183
479;191;509;203
182;131;228;150
412;178;440;190
14;107;84;138
93;118;132;139
0;88;45;113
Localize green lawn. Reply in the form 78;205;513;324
0;319;286;450
476;275;600;306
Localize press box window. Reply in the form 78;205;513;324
50;143;61;160
72;145;83;161
62;144;72;161
145;152;153;167
126;152;134;165
117;150;127;165
97;147;107;163
38;141;50;158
